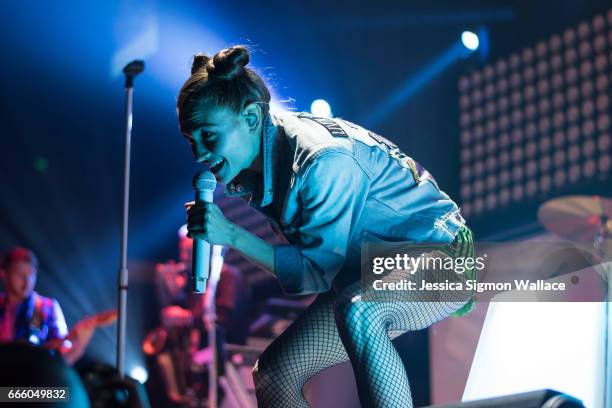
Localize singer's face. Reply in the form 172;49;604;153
183;105;260;184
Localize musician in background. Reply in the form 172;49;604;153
152;225;247;341
143;225;247;405
0;246;95;365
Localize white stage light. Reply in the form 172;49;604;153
461;31;480;51
130;366;149;384
310;99;332;118
463;269;610;408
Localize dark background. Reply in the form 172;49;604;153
0;0;609;400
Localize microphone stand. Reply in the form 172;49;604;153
117;60;144;378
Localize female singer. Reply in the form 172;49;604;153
179;45;474;407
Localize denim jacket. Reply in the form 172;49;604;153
226;111;466;295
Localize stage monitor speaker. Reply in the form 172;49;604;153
424;389;584;408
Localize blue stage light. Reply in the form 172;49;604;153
461;31;480;51
310;99;332;118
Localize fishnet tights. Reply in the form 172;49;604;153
253;228;473;408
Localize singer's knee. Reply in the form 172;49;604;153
334;292;391;339
334;285;369;322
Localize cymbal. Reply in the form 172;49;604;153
538;195;612;241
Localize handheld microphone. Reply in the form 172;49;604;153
192;170;217;293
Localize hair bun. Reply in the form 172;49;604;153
209;45;250;80
191;54;211;75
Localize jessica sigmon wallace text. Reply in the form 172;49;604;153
372;279;566;292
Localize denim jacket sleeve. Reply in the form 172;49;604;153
273;149;370;294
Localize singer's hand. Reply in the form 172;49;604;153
185;201;235;246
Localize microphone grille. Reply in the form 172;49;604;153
192;170;217;191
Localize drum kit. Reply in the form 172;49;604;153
537;195;611;290
538;195;611;255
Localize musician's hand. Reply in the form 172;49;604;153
185;201;235;246
62;316;96;365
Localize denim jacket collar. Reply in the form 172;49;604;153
225;113;278;208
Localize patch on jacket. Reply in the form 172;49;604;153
300;114;349;138
370;131;422;183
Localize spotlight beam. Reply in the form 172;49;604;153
364;42;466;128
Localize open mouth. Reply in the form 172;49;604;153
209;159;225;175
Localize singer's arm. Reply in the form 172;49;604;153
226;224;275;274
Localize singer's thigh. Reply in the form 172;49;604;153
252;291;349;407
